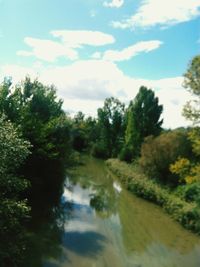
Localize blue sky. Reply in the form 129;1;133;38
0;0;200;128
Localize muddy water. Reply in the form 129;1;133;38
44;156;200;267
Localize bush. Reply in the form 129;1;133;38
187;184;200;202
139;129;192;185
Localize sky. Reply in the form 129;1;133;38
0;0;199;128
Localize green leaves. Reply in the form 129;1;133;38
0;115;31;266
0;77;72;266
183;55;200;124
95;97;125;158
124;86;163;160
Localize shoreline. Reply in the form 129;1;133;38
106;158;200;235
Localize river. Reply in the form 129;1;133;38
36;156;200;267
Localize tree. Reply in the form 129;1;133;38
0;77;72;202
123;86;163;160
170;56;200;186
183;55;200;124
93;97;125;158
0;115;31;266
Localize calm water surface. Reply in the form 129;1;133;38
42;156;200;267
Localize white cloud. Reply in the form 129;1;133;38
104;0;124;8
17;30;115;62
0;61;191;129
65;220;97;233
17;37;78;62
1;64;38;84
103;40;163;61
112;0;200;29
51;30;115;47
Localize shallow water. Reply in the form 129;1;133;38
43;156;200;267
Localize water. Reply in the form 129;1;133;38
40;156;200;267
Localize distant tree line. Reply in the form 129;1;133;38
72;86;163;162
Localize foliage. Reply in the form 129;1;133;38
93;97;125;158
176;56;200;189
106;159;200;235
139;129;192;185
175;183;200;203
170;157;191;183
183;55;200;124
0;77;74;265
188;127;200;156
0;115;31;266
170;157;200;185
0;77;72;196
122;86;163;161
119;145;133;162
71;112;98;152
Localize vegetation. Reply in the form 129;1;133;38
0;116;31;266
106;159;200;234
139;129;192;185
105;55;200;236
183;55;200;124
0;78;73;266
92;97;125;158
1;54;200;264
121;86;163;161
71;111;98;152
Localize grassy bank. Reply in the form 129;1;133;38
106;159;200;235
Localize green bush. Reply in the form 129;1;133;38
185;183;200;202
139;129;192;185
175;183;200;202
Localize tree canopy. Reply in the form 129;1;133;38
183;55;200;124
122;86;163;160
93;97;125;158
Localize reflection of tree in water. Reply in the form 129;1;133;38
22;166;73;267
90;184;118;219
22;200;73;267
68;156;120;219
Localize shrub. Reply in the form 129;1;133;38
185;183;200;202
139;130;192;185
170;158;200;185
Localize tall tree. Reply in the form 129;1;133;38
94;97;125;158
183;55;200;124
182;56;200;156
123;86;163;160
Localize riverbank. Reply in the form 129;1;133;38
106;159;200;235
